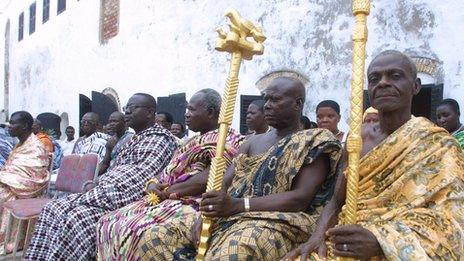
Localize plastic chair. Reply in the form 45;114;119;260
2;154;99;259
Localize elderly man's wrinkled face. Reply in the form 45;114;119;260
80;113;98;136
263;81;301;129
367;54;420;113
185;93;211;133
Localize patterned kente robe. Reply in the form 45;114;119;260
97;128;243;260
24;124;178;261
73;131;110;162
136;129;342;260
354;117;464;260
0;133;49;243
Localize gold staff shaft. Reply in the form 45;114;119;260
196;51;242;260
338;1;370;261
196;8;265;260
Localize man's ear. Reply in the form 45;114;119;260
295;98;304;111
413;77;422;95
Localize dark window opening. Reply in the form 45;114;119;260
29;3;36;35
57;0;66;15
18;12;24;41
43;0;50;23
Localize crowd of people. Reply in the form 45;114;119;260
0;50;461;260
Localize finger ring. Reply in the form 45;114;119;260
342;243;348;251
208;205;213;211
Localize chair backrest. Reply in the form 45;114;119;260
54;154;99;193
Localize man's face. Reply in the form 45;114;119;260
185;93;210;133
8;115;25;138
124;95;151;130
436;104;460;133
107;113;126;135
65;128;75;139
316;107;340;133
367;54;420;113
246;104;264;131
155;114;171;130
263;83;299;129
80;114;98;136
170;123;183;137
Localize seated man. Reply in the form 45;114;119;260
157;111;183;145
284;51;464;260
97;88;243;260
0;111;49;244
72;112;109;162
32;118;54;153
99;111;134;175
25;93;178;260
135;77;342;260
59;126;76;156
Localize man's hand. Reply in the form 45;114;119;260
281;233;327;261
146;182;169;201
105;136;118;151
327;224;383;259
199;191;242;217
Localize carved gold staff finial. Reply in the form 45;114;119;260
337;0;370;261
196;8;265;261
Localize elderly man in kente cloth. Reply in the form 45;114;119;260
134;77;342;260
25;93;178;260
284;50;464;260
0;111;49;248
97;89;244;260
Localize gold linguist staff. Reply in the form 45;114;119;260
196;8;266;260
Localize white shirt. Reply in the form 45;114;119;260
59;139;76;156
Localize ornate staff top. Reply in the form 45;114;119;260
215;8;266;59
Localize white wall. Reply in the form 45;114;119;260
0;0;463;132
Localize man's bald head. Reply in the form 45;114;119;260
266;76;306;104
368;50;417;79
263;77;306;130
109;111;125;120
133;93;157;112
81;112;100;136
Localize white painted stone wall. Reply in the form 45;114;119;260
0;0;463;133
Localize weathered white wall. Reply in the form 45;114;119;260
0;0;463;132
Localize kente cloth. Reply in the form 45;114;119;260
36;132;54;153
137;129;342;261
452;130;464;149
339;117;464;260
109;131;134;170
0;128;15;167
96;128;243;261
73;131;109;162
0;133;49;243
24;124;178;261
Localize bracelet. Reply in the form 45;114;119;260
244;198;250;212
145;178;158;192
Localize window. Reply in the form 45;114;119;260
57;0;66;15
43;0;50;23
29;3;36;34
18;12;24;41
